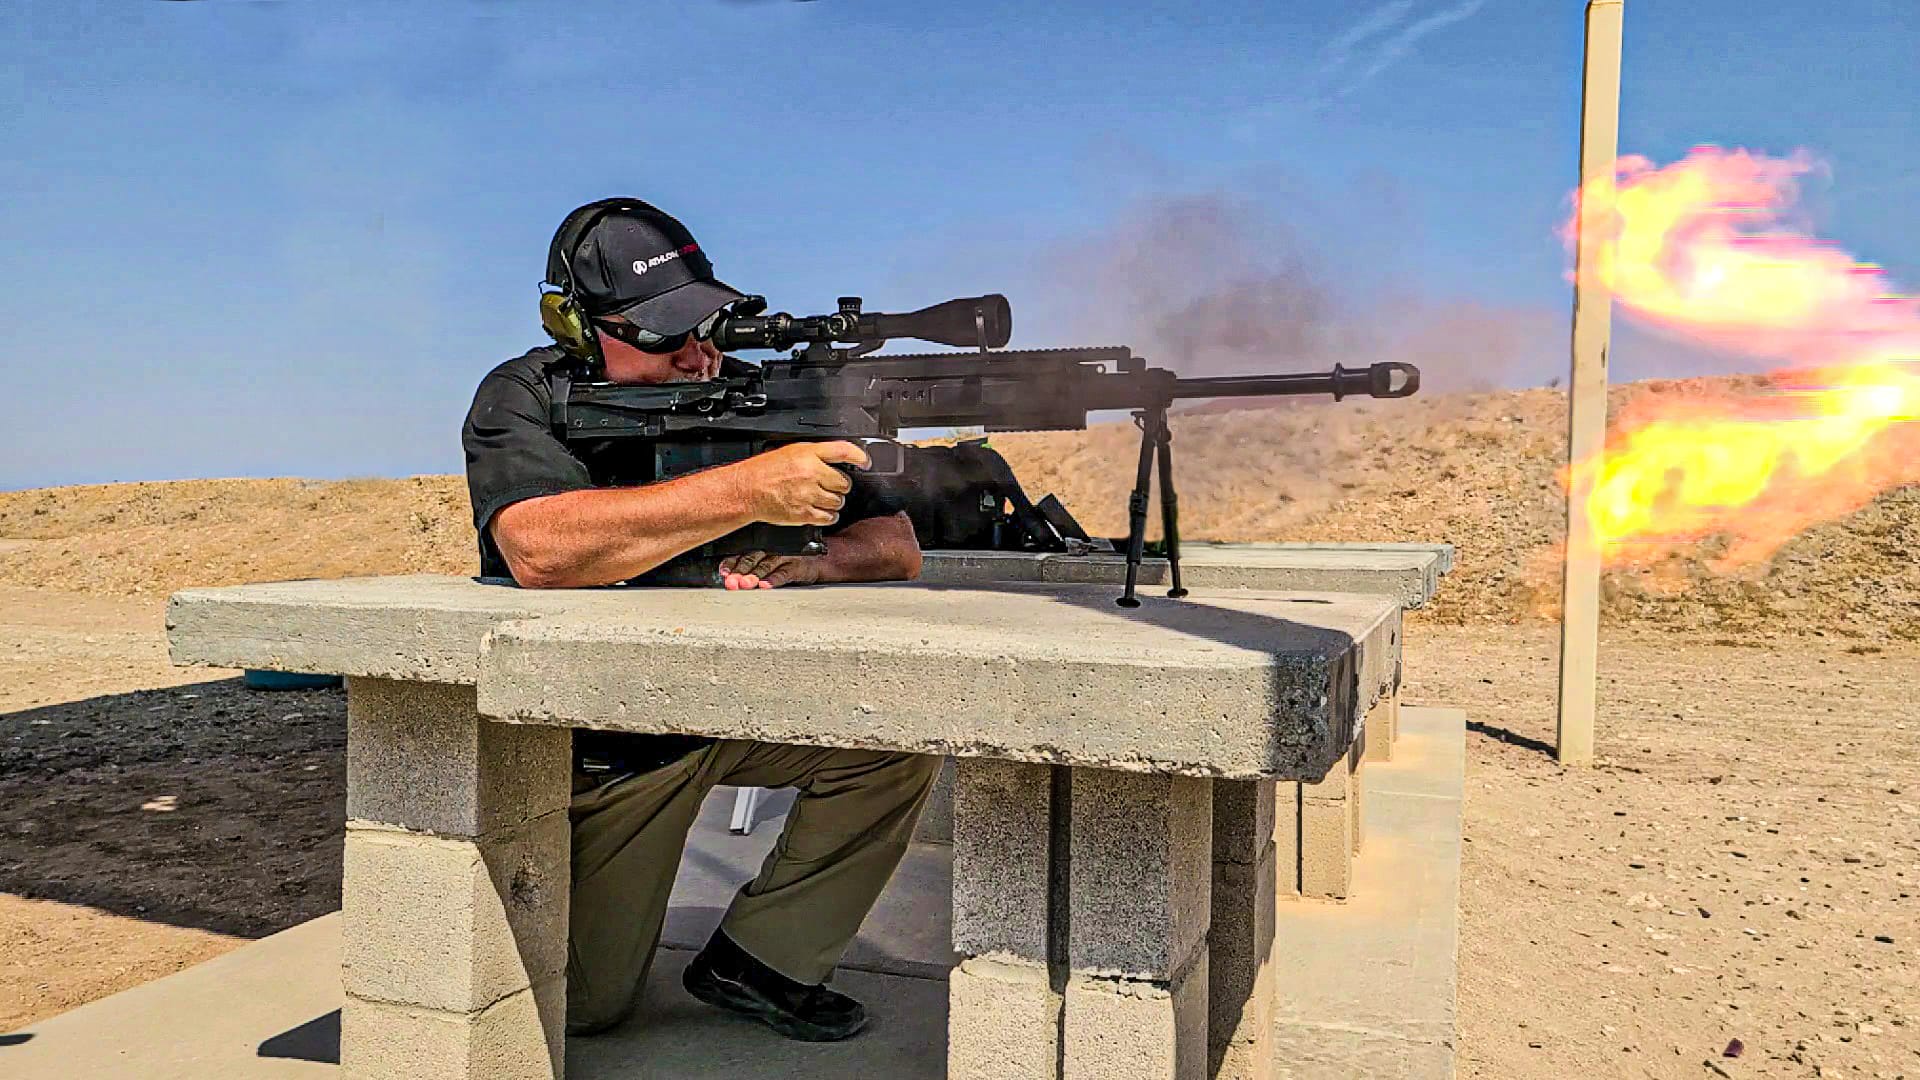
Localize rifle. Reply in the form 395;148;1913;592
551;293;1420;606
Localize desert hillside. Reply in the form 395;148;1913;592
1;377;1913;642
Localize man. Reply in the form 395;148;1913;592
460;198;938;1042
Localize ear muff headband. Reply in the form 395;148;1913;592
547;198;650;293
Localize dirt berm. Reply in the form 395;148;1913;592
1;377;1914;642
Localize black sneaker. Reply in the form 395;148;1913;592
681;931;868;1042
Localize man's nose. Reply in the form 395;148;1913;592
673;342;706;369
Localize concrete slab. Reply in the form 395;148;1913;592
1;916;944;1080
910;543;1437;845
1270;705;1464;1079
478;581;1398;780
170;574;1401;778
6;709;1463;1079
570;949;947;1080
2;915;344;1080
920;545;1447;610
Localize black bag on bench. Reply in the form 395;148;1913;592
875;439;1109;553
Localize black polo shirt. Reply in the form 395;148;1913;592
461;346;900;579
459;345;891;775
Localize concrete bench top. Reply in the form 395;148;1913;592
919;542;1452;609
1192;540;1456;575
167;574;1400;780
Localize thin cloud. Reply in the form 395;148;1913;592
1317;1;1416;78
1312;0;1488;108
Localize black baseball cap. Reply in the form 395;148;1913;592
546;198;746;335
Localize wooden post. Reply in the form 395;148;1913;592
1556;0;1623;767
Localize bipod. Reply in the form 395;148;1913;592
1117;406;1188;607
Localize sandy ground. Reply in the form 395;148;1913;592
0;586;345;1031
2;585;1913;1077
1414;626;1919;1080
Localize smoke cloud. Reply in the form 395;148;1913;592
1032;190;1562;396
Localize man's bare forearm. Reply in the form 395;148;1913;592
816;512;922;583
491;469;756;588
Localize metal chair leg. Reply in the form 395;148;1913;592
728;786;764;835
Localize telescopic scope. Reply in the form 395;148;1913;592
709;294;1012;352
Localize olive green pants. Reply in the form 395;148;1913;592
566;739;941;1034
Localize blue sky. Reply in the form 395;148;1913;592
2;0;1915;489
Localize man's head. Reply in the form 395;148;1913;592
544;198;744;384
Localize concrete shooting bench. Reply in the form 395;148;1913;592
164;557;1447;1080
916;541;1453;761
908;542;1455;867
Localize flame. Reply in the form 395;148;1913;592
1563;146;1920;568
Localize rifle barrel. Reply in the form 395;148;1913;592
1171;361;1419;402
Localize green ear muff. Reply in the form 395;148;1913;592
540;290;595;358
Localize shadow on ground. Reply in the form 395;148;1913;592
0;678;348;938
1464;717;1556;758
258;1009;338;1064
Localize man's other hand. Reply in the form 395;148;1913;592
718;551;820;590
716;512;920;592
732;441;869;527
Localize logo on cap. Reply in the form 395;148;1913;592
631;243;701;276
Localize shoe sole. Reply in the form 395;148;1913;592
684;971;869;1043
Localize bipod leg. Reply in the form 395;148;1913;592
1118;409;1157;608
1154;412;1188;598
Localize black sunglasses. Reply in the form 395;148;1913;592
595;310;723;354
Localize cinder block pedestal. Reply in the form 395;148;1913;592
1209;779;1278;1080
949;957;1062;1079
950;759;1365;1079
1364;691;1400;763
950;759;1059;1078
1278;745;1361;901
341;678;572;1080
1065;770;1212;1079
1062;956;1210;1080
949;761;1216;1080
